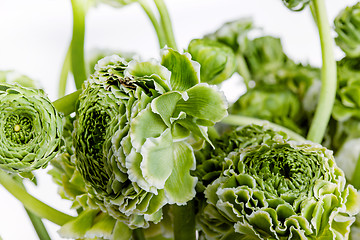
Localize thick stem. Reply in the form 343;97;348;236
306;0;337;143
0;170;74;226
58;43;72;98
153;0;177;50
222;115;306;142
52;89;82;116
173;201;196;240
132;228;145;240
71;0;88;90
138;0;167;49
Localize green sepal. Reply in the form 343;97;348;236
111;221;132;240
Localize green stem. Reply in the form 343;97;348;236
351;154;360;189
71;0;88;90
52;89;82;116
58;43;72;98
153;0;177;50
0;170;74;226
17;178;51;240
222;115;306;142
306;0;337;143
138;0;167;49
132;228;145;240
25;208;51;240
173;201;196;240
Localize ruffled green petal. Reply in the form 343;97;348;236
164;142;197;204
161;48;199;91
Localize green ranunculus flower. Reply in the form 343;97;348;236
230;85;304;134
334;2;360;58
201;129;360;239
281;0;310;11
73;50;228;228
194;125;290;193
0;83;63;174
187;38;236;84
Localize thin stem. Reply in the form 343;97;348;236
16;179;51;240
173;201;196;240
222;115;306;142
25;208;51;240
351;154;360;189
71;0;88;90
132;228;145;240
138;0;167;49
58;43;72;98
306;0;337;143
153;0;177;50
52;89;82;116
0;170;74;226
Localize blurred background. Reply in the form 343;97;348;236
0;0;357;239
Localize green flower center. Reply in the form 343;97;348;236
4;113;34;144
241;143;323;198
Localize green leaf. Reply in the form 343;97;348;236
161;49;199;91
58;209;100;238
175;83;228;122
164;142;197;204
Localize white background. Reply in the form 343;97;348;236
0;0;358;239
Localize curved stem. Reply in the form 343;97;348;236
52;89;82;116
173;201;196;240
16;178;51;240
153;0;177;50
306;0;337;143
71;0;88;90
0;170;74;226
138;0;167;49
58;43;72;98
222;115;306;142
